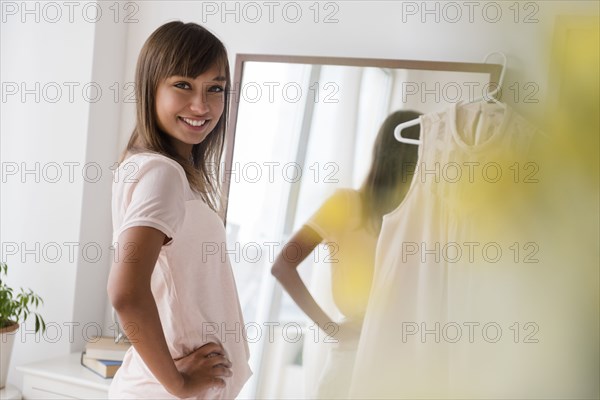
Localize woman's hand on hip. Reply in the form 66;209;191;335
172;342;233;398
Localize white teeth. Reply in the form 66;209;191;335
182;117;206;127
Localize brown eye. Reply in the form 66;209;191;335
174;82;191;90
208;85;224;93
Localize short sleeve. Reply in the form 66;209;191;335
305;189;356;240
112;155;187;244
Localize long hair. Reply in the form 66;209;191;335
120;21;230;212
359;110;421;233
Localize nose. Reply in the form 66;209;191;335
189;92;209;114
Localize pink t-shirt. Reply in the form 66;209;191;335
109;152;252;399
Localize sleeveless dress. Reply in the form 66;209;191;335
349;102;540;398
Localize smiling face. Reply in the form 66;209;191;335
155;64;227;158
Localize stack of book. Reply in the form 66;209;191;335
81;337;131;378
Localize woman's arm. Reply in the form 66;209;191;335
271;225;335;330
107;226;230;398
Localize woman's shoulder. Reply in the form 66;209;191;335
121;151;181;169
342;188;362;199
331;188;362;212
310;188;362;229
115;151;189;194
327;188;359;200
120;151;187;178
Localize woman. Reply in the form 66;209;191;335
271;110;421;399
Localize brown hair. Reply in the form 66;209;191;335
120;21;230;212
359;110;421;233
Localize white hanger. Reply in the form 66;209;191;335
393;117;422;145
462;52;507;108
394;52;508;145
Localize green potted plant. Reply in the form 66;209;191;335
0;261;46;389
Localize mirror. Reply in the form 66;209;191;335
223;55;501;399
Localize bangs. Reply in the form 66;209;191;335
162;33;228;81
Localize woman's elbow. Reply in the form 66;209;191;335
107;271;137;312
271;260;287;280
107;282;128;312
271;263;282;279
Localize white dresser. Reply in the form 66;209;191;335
0;383;22;400
17;353;111;399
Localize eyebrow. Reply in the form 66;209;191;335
169;75;227;82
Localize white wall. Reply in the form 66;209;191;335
117;0;599;145
1;4;94;388
1;0;598;391
70;4;129;353
1;0;127;388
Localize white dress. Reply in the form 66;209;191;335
109;152;252;400
350;102;542;398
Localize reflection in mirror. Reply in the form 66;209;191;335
224;56;500;399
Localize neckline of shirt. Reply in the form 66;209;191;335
448;101;511;152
